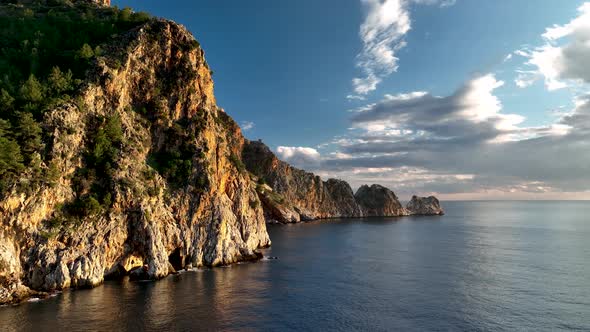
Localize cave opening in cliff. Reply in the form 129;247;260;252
168;248;184;271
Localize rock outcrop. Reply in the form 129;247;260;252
242;140;362;223
0;19;270;304
355;184;409;217
406;196;445;215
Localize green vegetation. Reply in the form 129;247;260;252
65;114;122;219
0;119;24;192
147;123;199;188
229;153;246;173
268;191;285;205
0;2;151;197
249;199;259;209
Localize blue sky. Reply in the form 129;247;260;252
114;0;590;199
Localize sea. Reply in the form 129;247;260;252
1;201;589;331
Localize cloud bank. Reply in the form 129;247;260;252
284;74;590;198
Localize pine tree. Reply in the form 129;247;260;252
0;119;24;193
48;66;74;95
77;43;94;60
16;112;43;165
19;74;44;104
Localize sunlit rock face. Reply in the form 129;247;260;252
354;184;409;217
406;196;445;215
242;140;363;223
0;19;270;304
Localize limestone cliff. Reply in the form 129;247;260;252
242;140;362;223
406;196;445;215
0;19;270;304
354;184;409;217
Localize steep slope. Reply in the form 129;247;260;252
242;140;362;223
354;184;408;217
0;17;269;303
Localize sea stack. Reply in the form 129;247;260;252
354;184;409;217
406;196;445;215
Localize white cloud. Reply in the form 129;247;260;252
346;94;366;101
350;74;524;138
516;2;590;90
514;69;539;88
276;146;321;168
241;121;255;131
352;0;454;96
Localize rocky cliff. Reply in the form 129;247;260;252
355;184;409;217
0;17;270;304
242;140;362;223
406;196;445;215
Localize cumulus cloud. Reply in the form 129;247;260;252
515;3;590;90
350;75;532;143
240;121;255;131
351;0;453;97
318;74;590;197
276;146;322;169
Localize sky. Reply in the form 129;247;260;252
114;0;590;200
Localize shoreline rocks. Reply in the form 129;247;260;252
406;196;445;215
354;184;409;217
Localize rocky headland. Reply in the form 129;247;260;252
0;0;443;304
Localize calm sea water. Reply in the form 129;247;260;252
1;201;589;331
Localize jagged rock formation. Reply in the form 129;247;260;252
0;19;270;304
355;184;409;217
406;196;445;215
242;140;362;223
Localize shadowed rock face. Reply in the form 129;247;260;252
406;196;445;215
242;140;363;223
354;184;409;217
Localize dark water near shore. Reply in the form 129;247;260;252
1;201;590;331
